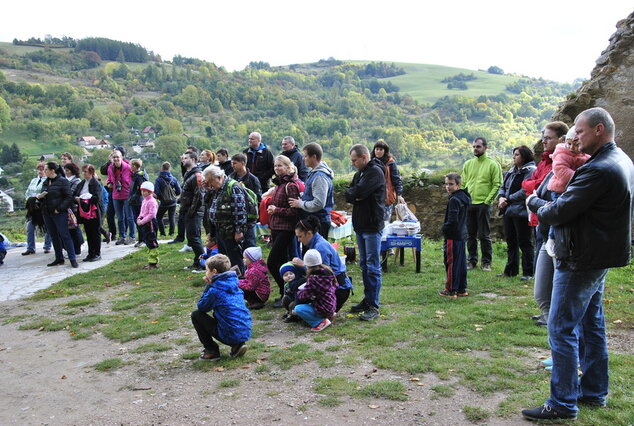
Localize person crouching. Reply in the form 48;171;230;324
238;246;271;310
191;254;252;360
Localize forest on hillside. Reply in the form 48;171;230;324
0;38;579;206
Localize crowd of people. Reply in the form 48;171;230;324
9;108;634;422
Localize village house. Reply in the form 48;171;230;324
77;136;111;150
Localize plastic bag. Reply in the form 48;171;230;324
394;202;417;222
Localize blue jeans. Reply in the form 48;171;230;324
112;199;135;239
294;303;326;328
42;212;76;261
546;267;609;415
356;231;382;308
26;219;51;251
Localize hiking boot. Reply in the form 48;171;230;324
115;238;125;245
283;314;300;323
230;343;248;358
271;297;284;308
70;260;79;268
168;238;184;244
47;259;64;267
439;290;457;298
467;262;477;270
481;264;492;272
311;318;331;331
124;237;135;245
521;404;576;421
134;241;144;248
89;256;102;262
360;307;380;321
22;250;35;256
199;350;221;361
349;300;368;313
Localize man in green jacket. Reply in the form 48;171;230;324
462;137;502;271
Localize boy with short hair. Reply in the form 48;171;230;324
440;173;471;298
191;254;252;360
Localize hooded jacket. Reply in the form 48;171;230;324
306;232;352;290
154;170;182;207
299;161;335;223
197;271;252;345
442;188;471;240
243;142;275;191
345;158;386;233
296;266;339;318
547;144;591;194
282;146;308;182
238;259;271;302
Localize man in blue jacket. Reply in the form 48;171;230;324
345;144;386;321
522;107;634;421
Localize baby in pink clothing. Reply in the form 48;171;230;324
545;126;591;257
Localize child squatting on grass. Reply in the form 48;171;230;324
136;181;159;269
292;249;338;332
198;234;219;269
191;254;251;360
238;246;271;310
440;173;471;298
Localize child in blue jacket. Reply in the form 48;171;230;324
191;254;252;360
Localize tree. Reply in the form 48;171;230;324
155;135;187;164
0;96;10;133
488;66;504;75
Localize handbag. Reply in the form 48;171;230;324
78;198;98;220
67;208;78;229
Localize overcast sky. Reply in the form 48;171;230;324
1;1;632;82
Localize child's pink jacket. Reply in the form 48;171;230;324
547;144;591;193
238;259;271;302
137;194;158;225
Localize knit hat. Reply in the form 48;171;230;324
244;246;262;262
140;181;154;193
279;261;303;278
565;126;576;141
303;249;322;267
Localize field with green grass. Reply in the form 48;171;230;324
1;238;632;424
0;41;73;55
382;62;520;104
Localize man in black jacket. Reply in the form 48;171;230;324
179;151;205;270
345;144;386;321
281;136;308;182
522;107;634;421
243;132;274;192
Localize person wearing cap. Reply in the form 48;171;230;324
136;181;159;269
279;261;307;316
292;249;338;332
238;246;271;310
74;164;104;262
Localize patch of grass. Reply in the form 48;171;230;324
357;380;408;401
218;379;240;388
255;364;270;374
66;297;100;307
311;350;337;368
463;405;491;423
318;396;343;407
314;377;359;396
2;314;31;325
268;343;312;370
94;358;123;371
130;343;171;354
430;384;455;399
181;352;200;360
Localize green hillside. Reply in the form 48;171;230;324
381;62;519;104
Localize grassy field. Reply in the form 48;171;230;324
380;62;519;104
0;41;74;55
2;237;632;424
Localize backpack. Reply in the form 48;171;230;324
160;178;177;203
227;179;259;225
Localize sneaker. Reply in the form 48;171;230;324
124;237;135;245
82;256;94;262
22;250;35;256
230;343;248;358
349;300;368;313
191;267;205;273
44;249;51;254
47;259;64;267
168;238;184;244
531;315;541;320
496;273;512;277
271;297;284;308
545;238;556;258
536;319;548;327
178;244;193;253
481;264;492;272
456;291;469;297
541;357;553;367
134;241;144;248
467;262;477;270
360;307;380;321
88;255;102;262
544;365;553;372
520;275;534;281
115;238;125;245
521;404;576;421
438;290;457;298
577;396;607;408
311;318;331;331
199;351;221;361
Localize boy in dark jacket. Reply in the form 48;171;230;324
191;254;252;360
440;173;471;298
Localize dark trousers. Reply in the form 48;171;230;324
267;229;295;295
68;226;84;255
106;196;116;236
43;212;76;261
175;207;186;241
466;204;492;266
156;203;176;236
320;221;331;241
191;310;225;354
503;215;535;277
243;289;264;305
185;214;204;265
243;224;256;249
444;239;467;293
217;234;244;274
335;288;351;312
83;219;102;257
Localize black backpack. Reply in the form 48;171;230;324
160;178;177;203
